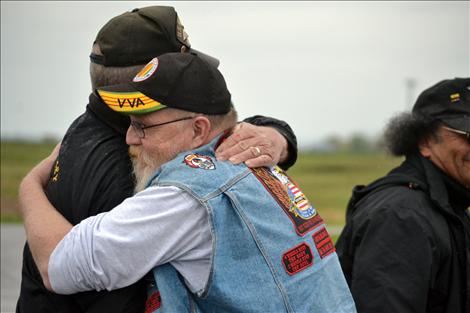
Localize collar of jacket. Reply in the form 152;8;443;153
86;92;130;136
353;153;458;218
438;163;470;212
403;153;465;218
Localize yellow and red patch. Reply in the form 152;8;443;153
97;90;166;114
134;58;159;82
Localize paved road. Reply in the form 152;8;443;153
0;223;343;312
1;224;25;313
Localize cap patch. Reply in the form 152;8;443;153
133;58;159;82
183;154;215;170
450;93;460;103
97;89;166;114
176;16;190;46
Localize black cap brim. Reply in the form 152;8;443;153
442;116;470;133
188;48;219;68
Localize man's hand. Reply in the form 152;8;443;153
215;122;288;168
27;143;61;186
19;142;72;291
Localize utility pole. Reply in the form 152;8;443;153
405;78;417;109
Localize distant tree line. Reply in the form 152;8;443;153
304;133;386;153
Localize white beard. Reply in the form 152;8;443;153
129;144;183;194
129;146;163;194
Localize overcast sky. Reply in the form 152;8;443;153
1;1;469;148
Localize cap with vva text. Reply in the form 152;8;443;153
412;77;470;132
96;53;231;115
90;6;219;68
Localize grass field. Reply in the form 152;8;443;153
1;141;403;226
288;153;402;226
1;141;58;222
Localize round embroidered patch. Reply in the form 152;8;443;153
183;154;215;170
133;57;159;82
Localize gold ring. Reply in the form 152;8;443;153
252;146;261;157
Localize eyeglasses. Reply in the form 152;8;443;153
443;126;470;144
130;116;194;139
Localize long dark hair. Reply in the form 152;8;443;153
384;112;441;156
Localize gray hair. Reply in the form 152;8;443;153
170;105;238;134
89;43;145;90
204;106;238;133
89;63;144;91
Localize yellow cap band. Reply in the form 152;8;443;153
97;90;167;114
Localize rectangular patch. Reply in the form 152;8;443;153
282;242;313;275
145;291;161;313
252;166;323;236
312;227;335;259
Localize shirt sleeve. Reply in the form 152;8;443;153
243;115;298;170
349;205;435;313
48;185;211;294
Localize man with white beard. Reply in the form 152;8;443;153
19;53;356;313
17;6;298;313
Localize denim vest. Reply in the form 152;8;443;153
144;134;356;313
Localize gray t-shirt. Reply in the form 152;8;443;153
48;185;212;295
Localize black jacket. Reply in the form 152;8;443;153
336;153;470;313
16;93;299;313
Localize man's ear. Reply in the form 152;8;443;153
190;116;211;148
419;138;432;158
419;128;442;158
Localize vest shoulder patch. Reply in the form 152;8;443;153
251;166;323;236
313;227;335;259
282;242;313;275
183;154;216;170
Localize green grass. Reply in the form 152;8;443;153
1;141;57;198
1;213;23;223
288;152;403;225
1;141;403;228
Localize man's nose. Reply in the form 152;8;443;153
126;126;141;145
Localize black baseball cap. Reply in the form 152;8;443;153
96;53;231;115
412;77;470;132
90;6;219;68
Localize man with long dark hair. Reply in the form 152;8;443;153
336;77;470;313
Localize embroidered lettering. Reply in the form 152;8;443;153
313;227;335;259
282;242;313;275
50;160;59;182
117;98;146;108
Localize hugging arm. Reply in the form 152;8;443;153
216;115;298;170
19;144;73;290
